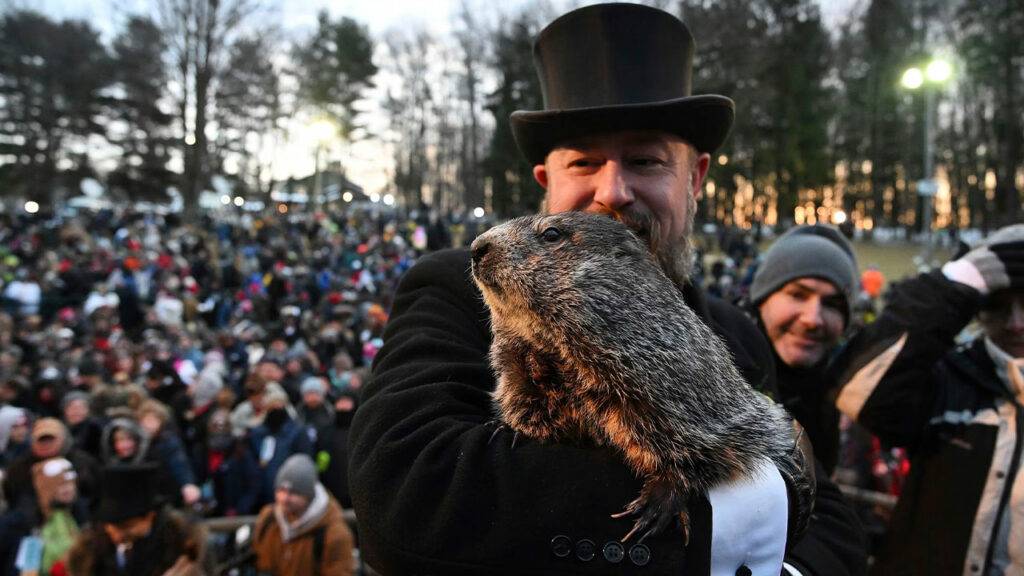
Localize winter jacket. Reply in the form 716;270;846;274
348;248;866;576
249;418;314;507
193;440;260;517
833;271;1015;575
252;487;354;576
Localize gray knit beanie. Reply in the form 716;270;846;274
275;454;318;500
750;225;859;323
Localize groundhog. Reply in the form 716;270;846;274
470;211;814;544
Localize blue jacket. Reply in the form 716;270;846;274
249;418;313;506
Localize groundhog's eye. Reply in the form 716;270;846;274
540;227;562;242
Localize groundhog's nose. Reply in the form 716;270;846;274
471;238;491;266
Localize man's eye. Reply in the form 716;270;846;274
541;227;562;242
568;159;596;168
631;157;663;167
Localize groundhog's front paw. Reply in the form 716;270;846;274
612;478;689;544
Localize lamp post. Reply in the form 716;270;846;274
309;118;336;212
901;57;951;256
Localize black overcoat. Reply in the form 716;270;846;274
349;248;865;575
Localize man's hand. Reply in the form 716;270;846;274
709;457;789;576
943;240;1024;295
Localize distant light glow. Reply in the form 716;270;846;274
901;67;924;89
473;207;485;218
278;204;288;214
310;119;335;143
382;193;395;206
220;194;231;205
24;201;39;214
185;133;196;146
233;196;244;207
925;59;952;83
717;154;728;166
369;193;381;203
833;210;848;225
342;191;354;203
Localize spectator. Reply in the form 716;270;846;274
0;457;87;575
297;376;334;435
253;454;354;576
3;418;100;514
250;387;313;507
746;224;859;472
61;391;103;459
192;409;259;517
136;400;201;507
66;464;207;576
833;224;1024;575
0;406;30;468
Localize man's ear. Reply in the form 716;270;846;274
692;152;711;200
533;164;549;189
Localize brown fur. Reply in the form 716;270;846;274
471;212;814;543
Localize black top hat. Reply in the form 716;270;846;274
511;3;734;165
95;463;162;523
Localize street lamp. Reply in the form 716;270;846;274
902;56;952;253
309;118;335;212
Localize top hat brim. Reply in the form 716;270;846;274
511;95;734;166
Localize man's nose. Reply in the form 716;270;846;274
798;299;824;329
1008;300;1024;330
592;162;634;211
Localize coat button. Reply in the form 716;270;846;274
736;566;752;576
550;535;572;558
576;539;596;561
628;544;651;566
603;542;624;564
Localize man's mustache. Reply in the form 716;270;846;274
592;208;662;253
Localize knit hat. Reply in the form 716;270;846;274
191;369;223;409
982;223;1024;248
32;457;76;518
300;376;325;398
750;225;859;324
61;390;90;411
0;406;28;452
275;454;318;500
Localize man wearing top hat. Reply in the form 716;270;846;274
348;3;865;575
66;464;207;576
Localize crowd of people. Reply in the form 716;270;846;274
0;202;467;574
0;195;997;575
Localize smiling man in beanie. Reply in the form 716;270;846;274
252;454;354;576
747;224;859;473
832;224;1024;576
348;3;864;575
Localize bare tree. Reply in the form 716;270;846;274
158;0;257;218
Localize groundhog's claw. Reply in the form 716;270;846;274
613;481;689;544
486;420;522;450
